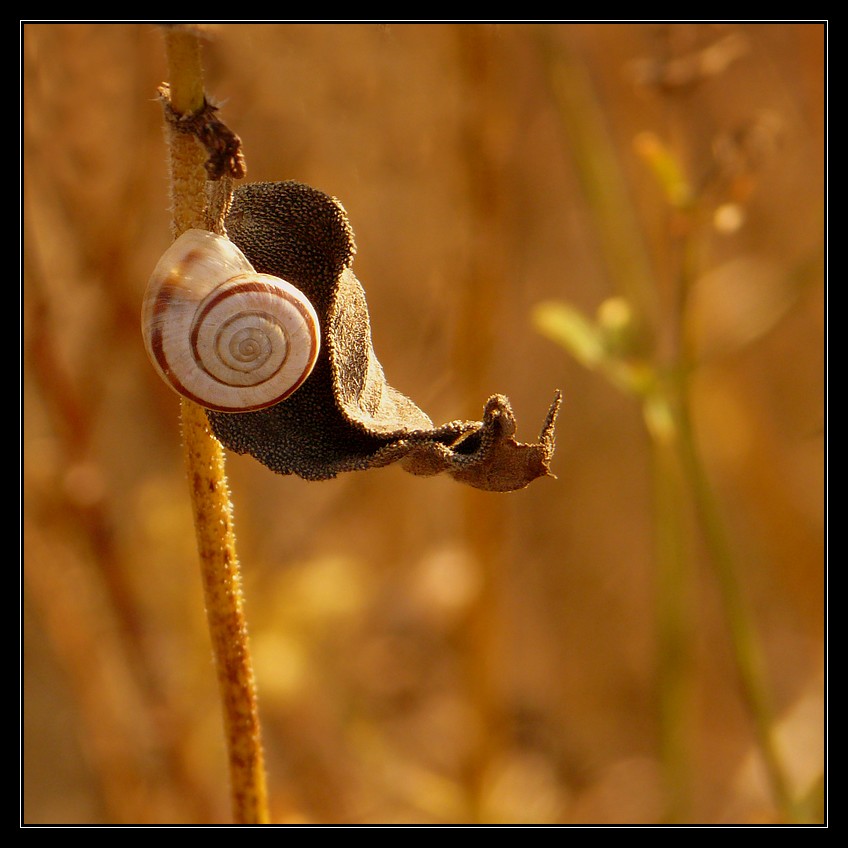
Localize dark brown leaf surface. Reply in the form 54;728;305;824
211;181;561;491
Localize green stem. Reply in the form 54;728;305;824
674;387;799;821
540;29;695;819
672;202;798;822
538;26;659;331
647;389;693;822
538;27;799;822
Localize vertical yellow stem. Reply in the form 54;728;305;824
180;403;269;824
164;30;207;235
161;25;269;825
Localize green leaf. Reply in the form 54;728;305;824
532;300;606;368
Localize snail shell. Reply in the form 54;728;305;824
142;229;320;412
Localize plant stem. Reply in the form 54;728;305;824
161;25;270;825
180;402;269;824
538;27;659;331
672;207;798;823
539;29;696;819
646;390;694;823
674;385;799;822
538;26;800;823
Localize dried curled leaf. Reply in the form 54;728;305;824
208;181;561;492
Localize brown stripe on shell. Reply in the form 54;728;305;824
190;278;318;373
148;280;182;379
181;276;318;410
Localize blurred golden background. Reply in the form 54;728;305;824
22;22;825;825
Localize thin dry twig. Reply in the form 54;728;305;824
159;25;269;825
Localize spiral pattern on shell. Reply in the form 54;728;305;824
141;229;320;412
